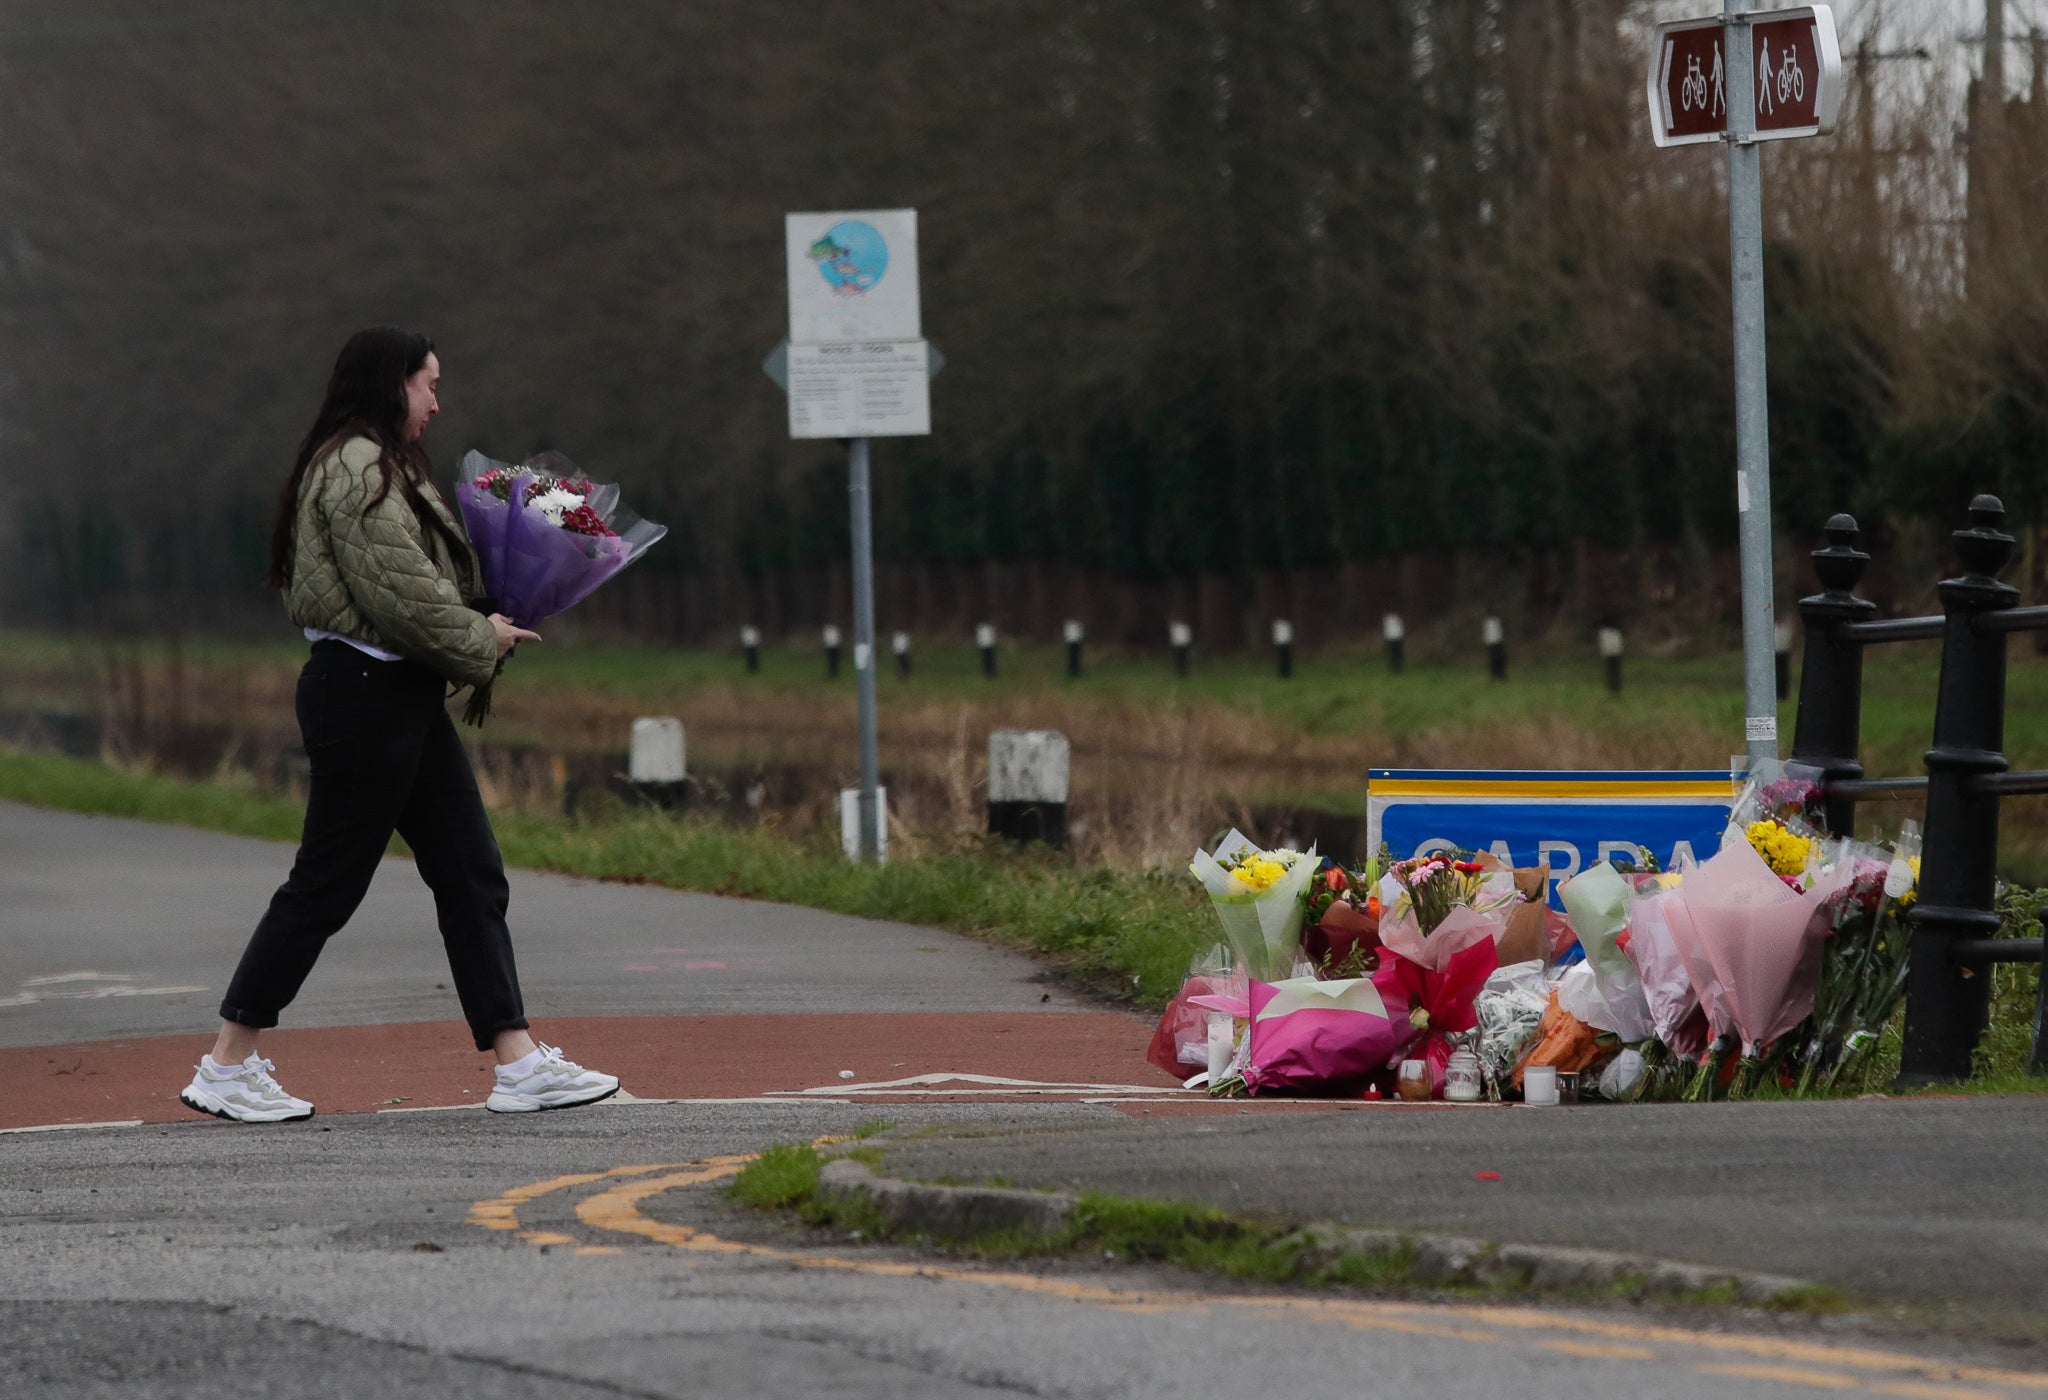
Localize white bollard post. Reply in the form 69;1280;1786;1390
1598;625;1624;695
1168;620;1192;678
1383;612;1406;673
839;785;888;862
976;622;998;679
1272;618;1295;680
987;729;1070;848
1483;616;1507;681
892;630;912;680
1063;619;1084;679
823;624;843;679
629;716;686;809
740;625;761;674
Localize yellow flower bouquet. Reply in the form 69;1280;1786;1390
1190;830;1320;981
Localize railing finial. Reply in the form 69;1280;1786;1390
1954;494;2014;582
1812;513;1869;598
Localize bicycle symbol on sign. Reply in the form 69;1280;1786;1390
1676;42;1726;117
1757;39;1805;117
1681;54;1708;110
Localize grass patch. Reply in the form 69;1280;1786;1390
1068;1194;1302;1283
723;1142;823;1212
0;747;306;843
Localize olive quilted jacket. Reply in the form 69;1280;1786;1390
284;436;499;690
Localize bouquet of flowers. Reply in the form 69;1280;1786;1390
1623;883;1713;1062
1145;945;1244;1080
1373;937;1499;1096
1796;823;1920;1093
1557;863;1657;1042
1374;850;1518;972
1677;836;1854;1096
1473;959;1551;1094
455;450;667;723
1300;856;1383;977
1726;759;1826;891
1192;975;1407;1098
1189;830;1320;981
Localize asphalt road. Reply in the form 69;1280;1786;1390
881;1096;2048;1322
12;1103;2048;1399
5;799;2046;1396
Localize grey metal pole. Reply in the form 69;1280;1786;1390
1727;0;1780;764
848;437;881;861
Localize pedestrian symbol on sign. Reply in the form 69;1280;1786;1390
1679;45;1725;117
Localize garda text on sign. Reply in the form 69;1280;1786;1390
1367;770;1735;906
1648;5;1841;147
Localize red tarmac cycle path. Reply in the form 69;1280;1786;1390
1;1014;1422;1129
1;801;1405;1130
1;1012;1170;1129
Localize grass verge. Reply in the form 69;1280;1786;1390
721;1142;1844;1310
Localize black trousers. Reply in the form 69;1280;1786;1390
220;641;529;1051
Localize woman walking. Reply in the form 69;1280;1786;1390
180;327;618;1122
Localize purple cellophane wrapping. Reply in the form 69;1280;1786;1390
455;451;666;630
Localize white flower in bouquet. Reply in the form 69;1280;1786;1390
529;486;586;527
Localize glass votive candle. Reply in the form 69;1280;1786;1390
1523;1064;1559;1106
1397;1059;1432;1101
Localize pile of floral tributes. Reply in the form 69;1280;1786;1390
1149;764;1921;1103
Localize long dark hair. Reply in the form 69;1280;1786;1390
267;326;471;589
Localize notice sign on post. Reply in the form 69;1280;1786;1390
1648;5;1840;148
788;341;931;438
784;209;928;439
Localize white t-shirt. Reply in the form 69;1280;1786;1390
304;627;402;662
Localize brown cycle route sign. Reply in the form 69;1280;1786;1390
1649;5;1841;147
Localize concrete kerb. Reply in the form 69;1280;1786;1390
811;1156;1822;1307
818;1157;1076;1243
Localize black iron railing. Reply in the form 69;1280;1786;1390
1790;496;2048;1084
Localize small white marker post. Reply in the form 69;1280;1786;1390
740;625;761;675
1169;621;1193;679
1599;625;1625;695
1383;612;1406;674
822;624;842;680
1063;619;1084;679
1483;616;1507;681
976;622;998;680
892;630;912;680
1272;618;1295;680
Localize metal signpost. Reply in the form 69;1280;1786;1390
1648;4;1840;764
772;208;932;862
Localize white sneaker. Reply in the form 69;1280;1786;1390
179;1054;316;1124
486;1043;620;1114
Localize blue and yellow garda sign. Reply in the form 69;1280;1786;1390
1367;770;1735;906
